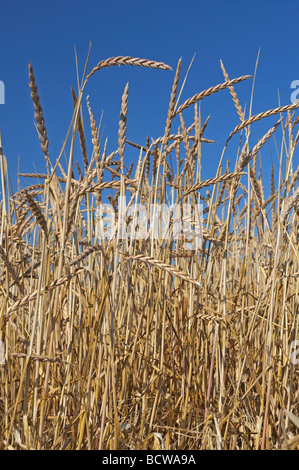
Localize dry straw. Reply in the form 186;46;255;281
0;53;298;451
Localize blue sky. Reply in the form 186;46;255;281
0;0;298;193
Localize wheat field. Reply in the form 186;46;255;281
0;54;298;450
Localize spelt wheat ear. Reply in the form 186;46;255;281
28;62;50;171
249;165;263;207
227;101;299;142
69;243;103;267
86;95;100;164
235;117;283;174
123;252;202;288
281;186;299;225
0;245;20;286
24;189;47;233
118;82;129;168
86;56;172;82
4;268;83;318
71;87;88;170
220;59;245;122
64;189;80;241
230;118;282;202
289;164;299;192
175;75;251;115
179;171;244;201
164;58;182;150
145;135;150;179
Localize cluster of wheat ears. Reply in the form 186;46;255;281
0;52;298;450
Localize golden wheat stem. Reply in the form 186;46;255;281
175;75;251;115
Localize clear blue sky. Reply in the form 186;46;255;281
0;0;298;193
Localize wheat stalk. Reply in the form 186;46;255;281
0;245;20;286
175;75;251;115
86;56;172;81
24;190;47;233
179;171;244;200
86;96;100;163
118;82;129;168
228;101;299;142
281;186;299;224
4;268;84;318
2;53;299;451
164;58;182;151
123;252;202;288
71;87;88;170
237;117;282;172
28;62;50;171
220;59;245;122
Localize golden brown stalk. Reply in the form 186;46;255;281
146;135;150;149
175;75;251;115
145;135;150;179
217;159;230;204
293;129;299;149
152;144;159;180
107;190;120;209
125;139;154;154
9;352;73;365
199;114;210;140
249;165;263;207
179;113;192;174
69;243;103;267
4;268;83;318
164;58;182;152
86;56;172;81
229;118;282;204
87;96;100;163
289;164;299;191
118;82;129;168
126;161;134;179
28;62;50;171
252;150;257;177
71;87;88;170
13;184;47;203
76;161;83;181
179;171;243;200
19;172;66;183
281;186;299;225
291;115;299;129
227;101;299;142
0;245;20;286
64;189;80;240
3;52;299;452
79;178;137;197
126;123;198;152
270;162;276;221
237;117;282;171
220;59;245;122
24;190;47;233
123;252;202;288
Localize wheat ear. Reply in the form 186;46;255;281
175;75;251;115
28;62;50;171
227;101;299;142
86;56;172;81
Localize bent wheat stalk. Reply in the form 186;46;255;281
175;75;251;114
86;56;172;82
